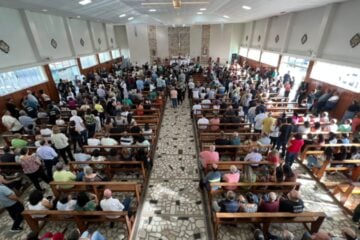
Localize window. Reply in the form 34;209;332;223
111;49;121;59
239;47;248;57
247;48;261;61
0;66;47;96
311;61;360;93
49;59;81;84
80;55;98;69
260;51;279;67
99;51;112;63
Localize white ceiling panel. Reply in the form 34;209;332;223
0;0;348;25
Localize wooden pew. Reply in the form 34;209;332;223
205;161;274;174
68;160;147;179
197;123;251;133
49;181;141;203
330;182;360;205
213;212;326;238
312;159;360;181
201;144;272;158
300;144;360;162
22;210;132;237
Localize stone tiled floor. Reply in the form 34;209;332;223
134;98;209;240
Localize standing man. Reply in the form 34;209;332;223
36;140;58;180
170;87;178;108
0;183;24;232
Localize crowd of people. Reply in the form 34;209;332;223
0;58;359;239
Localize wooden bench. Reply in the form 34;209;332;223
49;181;141;203
312;159;360;181
213;212;326;238
68;160;147;179
205;161;273;174
300;144;360;162
201;145;272;158
22;210;132;237
197;123;251;133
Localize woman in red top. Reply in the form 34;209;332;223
285;133;304;167
136;103;144;116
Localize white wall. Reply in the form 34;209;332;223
229;23;243;57
90;22;108;52
285;6;326;57
0;7;37;70
251;19;268;49
156;26;169;58
265;15;291;52
26;11;73;60
68;18;94;56
190;25;202;58
241;22;254;47
114;25;129;58
320;0;360;65
126;24;150;65
105;24;117;49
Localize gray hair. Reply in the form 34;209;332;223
84;166;93;175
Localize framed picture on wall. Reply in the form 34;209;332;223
350;33;360;48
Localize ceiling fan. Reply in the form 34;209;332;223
141;0;209;9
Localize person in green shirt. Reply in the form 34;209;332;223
53;162;76;189
75;192;98;211
11;134;28;149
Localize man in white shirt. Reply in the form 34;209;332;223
2;111;23;133
197;115;209;130
254;111;267;133
192;101;202;116
244;148;263;166
201;98;211;109
100;189;131;221
100;135;118;152
87;138;100;152
70;110;88;146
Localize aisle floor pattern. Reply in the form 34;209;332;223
134;97;209;240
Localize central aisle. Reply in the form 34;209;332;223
134;97;209;240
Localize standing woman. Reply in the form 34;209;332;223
19;148;50;191
51;126;75;164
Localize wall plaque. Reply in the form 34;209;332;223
275;35;279;43
98;38;101;44
51;38;57;49
350;33;360;48
0;40;10;54
301;34;308;45
80;38;85;47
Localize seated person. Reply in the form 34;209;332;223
283;164;297;182
74;192;98;211
28;190;53;218
222;165;240;190
338;119;352;132
244;148;263;166
238;192;258;213
341;133;350;144
209;115;220;131
91;149;106;162
298;121;311;135
66;227;107;240
258;192;279;212
200;163;221;190
199;145;219;168
87;137;101;151
53;162;77;188
56;193;76;211
279;189;304;213
120;132;134;145
83;166;107;182
0;146;19;171
100;189;132;220
39;125;53;143
11;134;28;150
0;174;23;192
197;115;209;130
257;133;271;146
215;131;230;153
267;149;281;167
212;190;239;213
326;119;338;133
142;123;153;140
229;132;240;145
100;134;118;151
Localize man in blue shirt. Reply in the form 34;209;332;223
36;140;58;180
0;184;24;232
136;77;144;91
